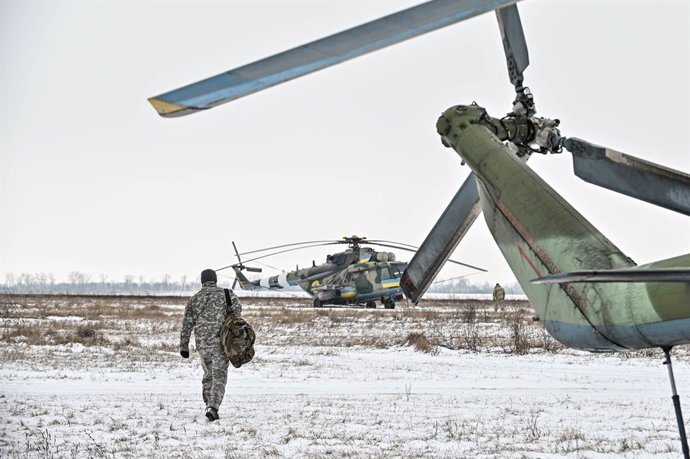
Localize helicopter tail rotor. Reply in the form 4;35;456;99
492;5;690;215
222;241;263;289
493;5;690;215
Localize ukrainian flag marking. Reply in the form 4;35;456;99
380;278;400;289
340;287;357;298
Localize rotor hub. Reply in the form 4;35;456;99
437;102;563;157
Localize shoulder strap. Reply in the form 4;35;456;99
224;288;238;317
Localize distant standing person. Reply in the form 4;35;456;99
493;283;505;311
180;269;242;421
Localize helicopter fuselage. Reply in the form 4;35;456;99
234;248;407;308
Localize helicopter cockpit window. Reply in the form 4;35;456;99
334;254;347;265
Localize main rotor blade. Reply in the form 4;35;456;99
216;242;340;272
366;239;419;249
401;173;482;304
563;138;690;216
496;4;529;89
238;240;338;257
241;242;342;265
149;0;521;117
368;241;485;272
364;241;417;253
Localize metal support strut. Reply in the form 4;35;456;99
662;346;689;459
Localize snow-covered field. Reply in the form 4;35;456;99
1;295;688;458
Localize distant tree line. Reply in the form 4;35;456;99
2;272;198;295
1;271;523;295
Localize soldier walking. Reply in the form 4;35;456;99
180;269;242;421
493;282;505;312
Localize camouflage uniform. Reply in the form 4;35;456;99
180;281;242;411
493;283;505;311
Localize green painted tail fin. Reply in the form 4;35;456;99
231;266;255;290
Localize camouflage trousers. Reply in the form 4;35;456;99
198;341;230;410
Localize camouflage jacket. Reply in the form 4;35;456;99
180;281;242;353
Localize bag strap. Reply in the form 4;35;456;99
224;288;241;319
223;288;234;316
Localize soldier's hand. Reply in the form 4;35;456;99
180;351;190;359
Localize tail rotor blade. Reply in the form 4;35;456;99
215;241;247;273
232;241;242;264
496;4;529;90
563;138;690;216
401;173;482;304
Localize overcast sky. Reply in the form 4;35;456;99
1;0;688;287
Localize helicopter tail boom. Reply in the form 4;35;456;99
438;104;690;351
231;266;257;290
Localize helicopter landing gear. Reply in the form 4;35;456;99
365;301;376;309
383;298;395;309
313;298;322;308
662;347;689;459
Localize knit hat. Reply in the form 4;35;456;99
201;269;217;284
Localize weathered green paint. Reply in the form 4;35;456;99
642;254;690;321
437;103;690;351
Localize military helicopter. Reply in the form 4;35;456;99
148;1;689;455
219;235;484;309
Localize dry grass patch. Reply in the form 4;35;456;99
404;332;436;354
507;312;531;355
1;321;107;347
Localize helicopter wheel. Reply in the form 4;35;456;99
383;299;395;310
365;301;376;309
313;298;322;308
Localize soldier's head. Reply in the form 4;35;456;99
200;269;217;285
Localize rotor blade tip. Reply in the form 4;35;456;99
147;96;193;117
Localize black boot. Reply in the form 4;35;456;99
205;407;219;421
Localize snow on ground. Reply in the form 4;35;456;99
0;295;688;458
